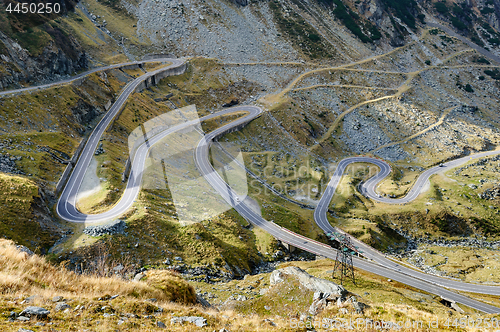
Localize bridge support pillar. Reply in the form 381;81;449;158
440;297;465;313
280;241;296;253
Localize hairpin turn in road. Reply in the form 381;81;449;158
5;57;499;313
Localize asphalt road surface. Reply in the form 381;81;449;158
5;57;493;313
0;57;182;97
313;154;500;297
56;58;185;222
194;109;500;313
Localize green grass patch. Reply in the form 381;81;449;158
269;0;337;58
0;173;57;251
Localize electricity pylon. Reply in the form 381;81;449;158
327;231;359;285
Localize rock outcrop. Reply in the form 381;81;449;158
479;186;500;200
196;294;214;309
19;306;50;318
231;0;247;5
270;266;347;296
83;220;126;237
170;316;207;327
0;31;88;90
269;266;364;316
71;100;104;132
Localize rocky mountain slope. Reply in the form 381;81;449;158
1;0;499;85
4;239;499;331
1;0;500;328
0;0;88;89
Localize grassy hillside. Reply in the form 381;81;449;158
53;59;279;276
1;2;500;327
0;238;214;332
3;239;499;331
0;173;56;252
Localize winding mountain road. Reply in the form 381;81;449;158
4;56;500;313
194;109;500;313
0;57;180;97
48;61;500;313
56;58;185;222
313;154;500;295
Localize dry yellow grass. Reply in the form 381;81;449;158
0;239;196;304
0;239;297;331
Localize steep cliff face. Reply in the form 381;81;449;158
482;0;500;30
347;0;420;46
0;0;88;89
70;100;104;134
231;0;248;5
1;0;499;90
0;29;88;90
125;0;497;64
421;0;500;51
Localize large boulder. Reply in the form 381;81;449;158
270;266;347;296
309;297;328;316
20;306;50;318
16;245;34;256
55;302;71;312
196;294;214;309
350;296;366;314
171;316;207;327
